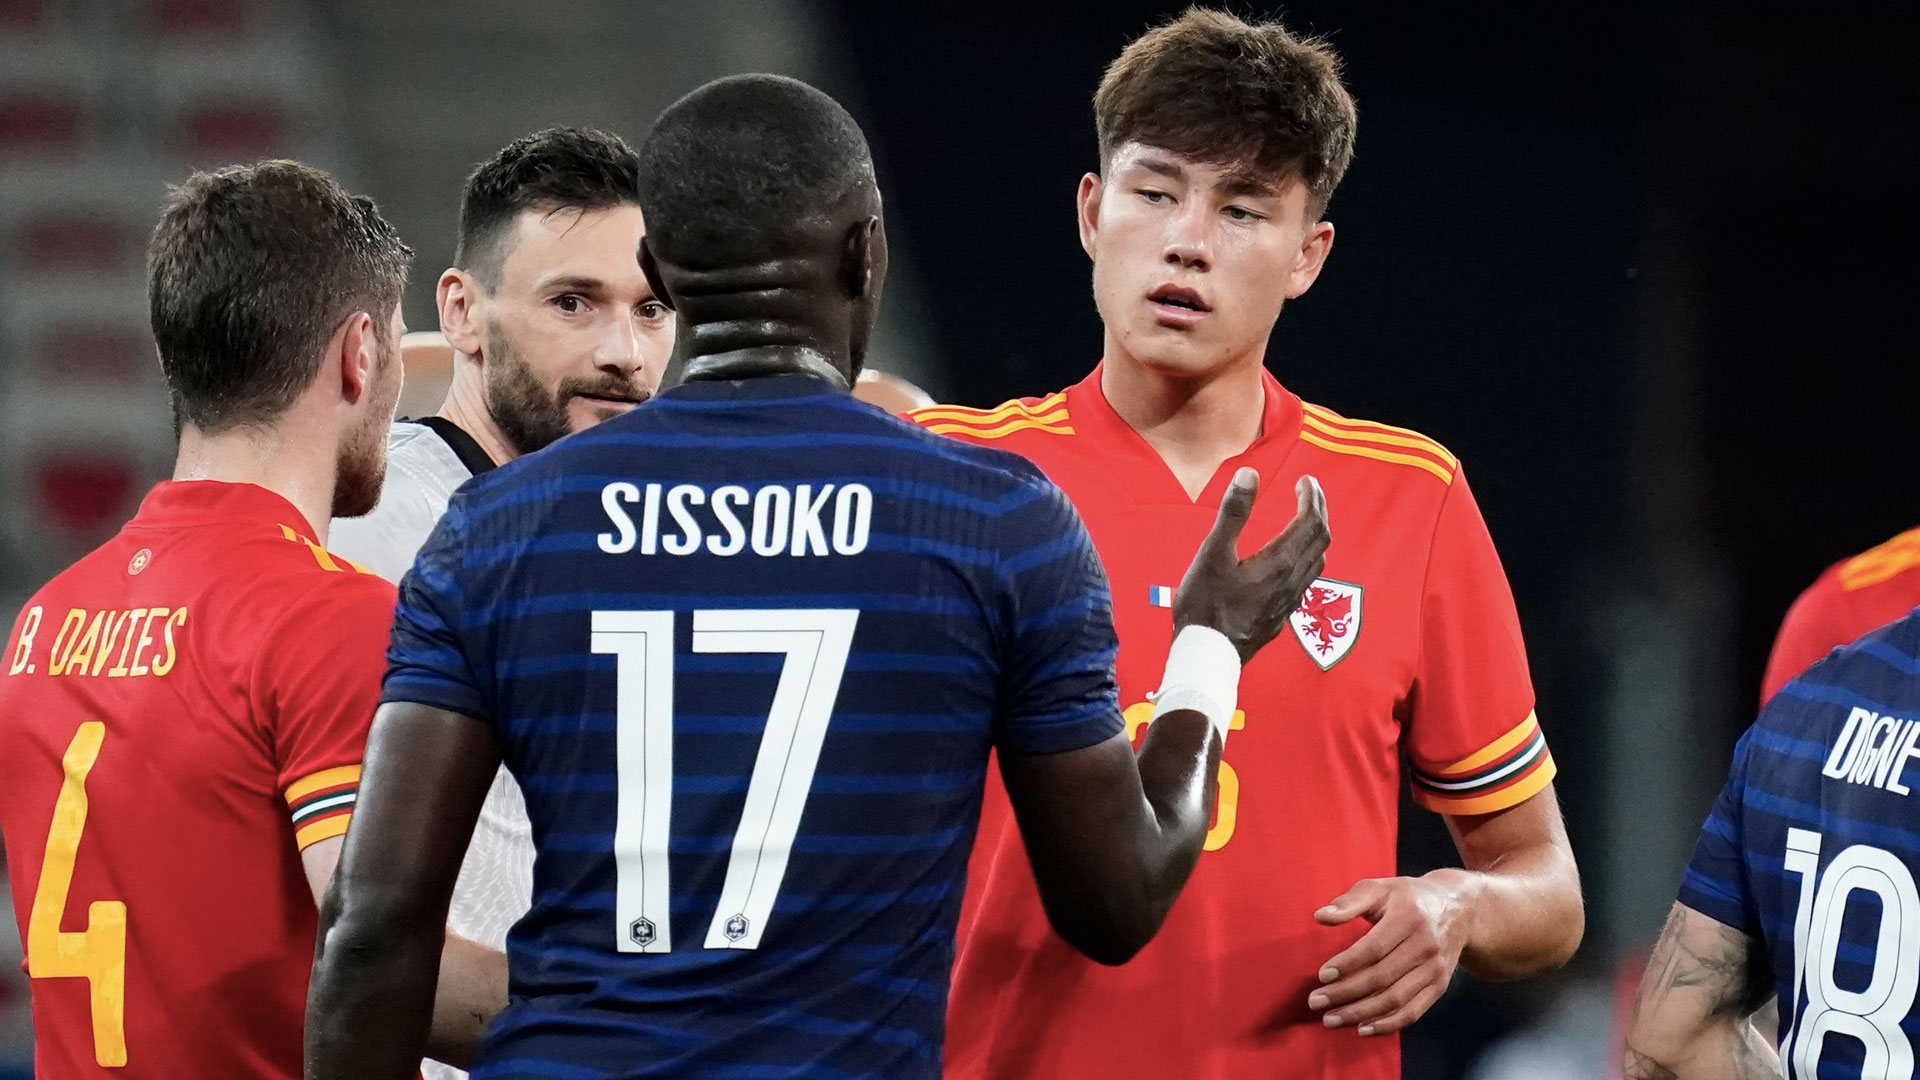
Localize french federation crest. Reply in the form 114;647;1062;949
1290;578;1362;670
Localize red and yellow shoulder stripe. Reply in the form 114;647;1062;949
277;524;377;575
908;393;1072;440
1410;711;1555;816
1297;403;1457;485
1838;526;1920;592
285;764;360;849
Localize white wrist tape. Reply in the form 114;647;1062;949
1148;625;1242;742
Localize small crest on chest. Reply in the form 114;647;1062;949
1290;578;1363;670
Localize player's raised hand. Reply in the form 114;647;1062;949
1307;873;1471;1036
1174;469;1329;664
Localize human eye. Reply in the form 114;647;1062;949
1224;205;1265;223
1136;188;1172;205
638;300;668;320
553;294;587;315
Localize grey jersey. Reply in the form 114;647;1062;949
330;419;532;1080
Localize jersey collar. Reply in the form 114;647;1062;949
1066;361;1305;506
132;480;322;539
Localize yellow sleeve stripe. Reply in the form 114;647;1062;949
922;418;1076;440
1301;411;1459;470
909;393;1067;426
285;764;363;804
1414;754;1556;817
294;813;351;851
1839;527;1920;591
1302;404;1460;468
1298;431;1454;484
1430;711;1541;778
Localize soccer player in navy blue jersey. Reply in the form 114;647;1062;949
304;74;1331;1080
1626;607;1920;1079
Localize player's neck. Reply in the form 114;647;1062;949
437;355;518;467
172;424;338;545
681;345;850;387
1100;347;1266;501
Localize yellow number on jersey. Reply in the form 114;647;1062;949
26;721;128;1066
1123;702;1246;851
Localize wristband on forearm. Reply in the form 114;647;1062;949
1147;624;1242;742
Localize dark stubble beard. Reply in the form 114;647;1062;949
483;322;651;457
332;344;401;519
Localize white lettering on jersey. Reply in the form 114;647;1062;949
600;483;874;559
1823;706;1920;796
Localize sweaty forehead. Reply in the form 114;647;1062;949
1110;142;1299;198
496;203;648;289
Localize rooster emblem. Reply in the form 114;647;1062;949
1288;578;1363;670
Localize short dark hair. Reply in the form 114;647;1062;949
1095;7;1358;218
148;159;411;434
454;127;643;287
636;74;874;269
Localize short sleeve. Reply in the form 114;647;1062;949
254;572;398;850
1405;470;1555;816
1676;730;1760;935
991;478;1123;756
381;496;489;721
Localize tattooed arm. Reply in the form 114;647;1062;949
1623;903;1781;1080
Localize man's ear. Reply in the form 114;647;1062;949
841;215;882;302
437;268;486;359
1286;220;1336;301
336;311;377;405
638;238;676;311
1076;173;1103;260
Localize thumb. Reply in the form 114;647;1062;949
1315;879;1389;926
1198;467;1260;561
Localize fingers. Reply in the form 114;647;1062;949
1328;977;1446;1036
1252;474;1329;568
1196;466;1260;562
1314;878;1389;929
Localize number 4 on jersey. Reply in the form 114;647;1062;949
592;608;858;954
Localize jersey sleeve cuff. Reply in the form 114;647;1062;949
286;764;360;850
995;700;1125;757
1410;711;1556;816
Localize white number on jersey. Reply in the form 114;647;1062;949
1781;827;1920;1079
591;608;857;953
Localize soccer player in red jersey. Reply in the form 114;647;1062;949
0;162;493;1078
1761;525;1920;702
913;11;1583;1079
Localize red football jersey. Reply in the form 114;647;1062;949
912;366;1555;1080
1762;525;1920;702
0;481;393;1079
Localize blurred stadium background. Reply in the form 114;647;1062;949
0;1;1913;1076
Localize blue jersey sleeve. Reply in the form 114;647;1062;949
1676;727;1760;935
381;494;489;720
991;476;1122;756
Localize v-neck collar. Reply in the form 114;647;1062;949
1065;361;1305;507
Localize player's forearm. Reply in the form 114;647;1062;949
423;932;508;1068
305;889;447;1079
1624;1020;1781;1080
1437;834;1583;979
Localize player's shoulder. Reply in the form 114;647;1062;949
1295;399;1460;490
1833;525;1920;597
906;391;1075;448
1771;609;1920;724
245;524;397;610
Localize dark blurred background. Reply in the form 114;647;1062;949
2;1;1914;1075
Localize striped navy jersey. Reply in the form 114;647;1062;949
1681;607;1920;1079
381;373;1123;1080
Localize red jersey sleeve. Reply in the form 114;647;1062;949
250;571;397;851
1404;470;1556;816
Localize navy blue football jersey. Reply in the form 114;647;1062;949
382;373;1124;1079
1681;607;1920;1079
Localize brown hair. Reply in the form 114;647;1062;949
1094;7;1358;218
148;159;411;433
